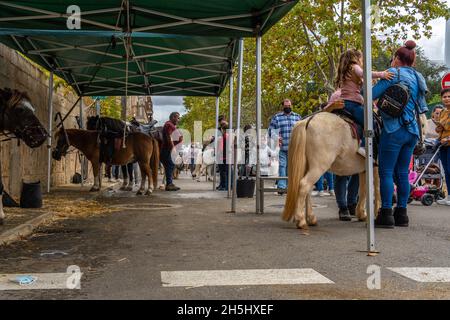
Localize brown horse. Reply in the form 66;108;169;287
52;129;159;195
0;88;48;225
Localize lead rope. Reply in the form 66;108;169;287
122;40;129;149
122;0;131;149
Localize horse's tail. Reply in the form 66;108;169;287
150;138;160;189
282;120;308;222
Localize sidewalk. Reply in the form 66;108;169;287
0;180;120;245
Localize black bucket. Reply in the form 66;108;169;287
71;173;82;184
20;181;43;208
236;178;255;198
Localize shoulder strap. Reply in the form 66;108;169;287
410;69;424;142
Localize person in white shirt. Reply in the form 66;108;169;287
249;135;279;177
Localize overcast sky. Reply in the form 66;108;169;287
412;17;447;62
152;10;449;120
151;96;186;124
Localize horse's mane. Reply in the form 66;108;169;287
86;115;126;132
0;88;30;109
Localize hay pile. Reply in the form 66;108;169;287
5;193;118;222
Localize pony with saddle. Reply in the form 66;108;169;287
0;88;48;225
52;116;159;196
282;105;427;230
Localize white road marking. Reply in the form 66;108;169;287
388;268;450;283
0;272;82;290
161;268;334;287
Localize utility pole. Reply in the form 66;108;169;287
446;19;450;68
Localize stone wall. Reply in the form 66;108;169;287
0;43;90;197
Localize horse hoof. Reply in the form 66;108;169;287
0;218;4;226
295;220;309;230
125;186;133;191
119;186;127;191
90;187;100;192
145;190;152;196
357;215;367;222
136;191;143;196
307;217;318;226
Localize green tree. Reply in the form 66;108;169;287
84;97;122;119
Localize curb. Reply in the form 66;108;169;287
0;212;55;246
0;181;122;246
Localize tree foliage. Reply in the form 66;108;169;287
180;0;450;130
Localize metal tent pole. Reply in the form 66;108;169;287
255;35;262;214
362;0;376;254
227;69;234;198
46;72;54;193
231;39;244;212
213;97;220;191
96;99;101;116
79;98;85;187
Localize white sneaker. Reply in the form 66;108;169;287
437;197;450;206
329;190;335;196
311;191;319;196
319;191;330;197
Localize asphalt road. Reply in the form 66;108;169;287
0;176;449;300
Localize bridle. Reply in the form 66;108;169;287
0;91;48;147
54;111;72;156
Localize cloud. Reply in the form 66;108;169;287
413;18;446;62
152;96;186;124
152;96;184;107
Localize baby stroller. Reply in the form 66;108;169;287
407;139;446;206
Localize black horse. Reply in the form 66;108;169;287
0;88;48;225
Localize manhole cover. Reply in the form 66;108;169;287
112;203;180;211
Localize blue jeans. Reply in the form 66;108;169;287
344;100;364;127
334;174;359;209
440;146;450;194
278;150;288;189
315;172;334;191
378;127;418;209
344;100;365;147
161;148;175;185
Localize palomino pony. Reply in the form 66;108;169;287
52;129;159;195
282;111;427;229
0;88;48;225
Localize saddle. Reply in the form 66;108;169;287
330;109;382;159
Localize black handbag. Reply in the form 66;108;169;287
377;68;410;118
